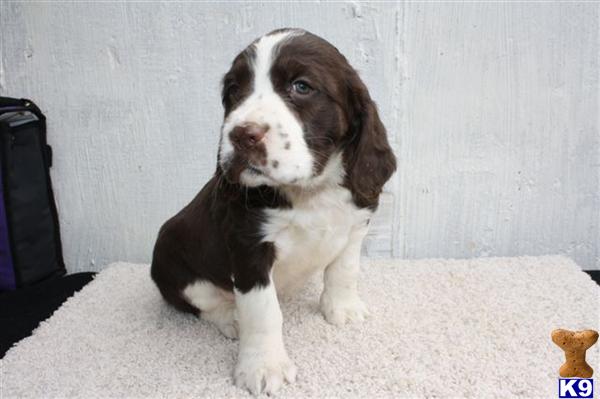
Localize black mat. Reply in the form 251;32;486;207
0;272;96;358
586;270;600;286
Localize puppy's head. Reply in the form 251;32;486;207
218;28;395;205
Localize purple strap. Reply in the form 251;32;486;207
0;167;16;291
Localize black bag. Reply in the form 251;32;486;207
0;97;65;291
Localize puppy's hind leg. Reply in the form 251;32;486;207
182;280;238;339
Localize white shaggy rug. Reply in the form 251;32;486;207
1;256;599;398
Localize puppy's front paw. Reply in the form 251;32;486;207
320;291;369;326
234;347;296;395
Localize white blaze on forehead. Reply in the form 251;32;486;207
251;30;301;94
219;30;315;187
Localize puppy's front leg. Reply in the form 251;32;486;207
320;224;369;326
234;272;296;395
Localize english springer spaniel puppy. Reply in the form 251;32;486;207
151;28;396;395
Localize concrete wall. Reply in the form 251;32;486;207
1;2;598;271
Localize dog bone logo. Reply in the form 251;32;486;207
551;329;599;378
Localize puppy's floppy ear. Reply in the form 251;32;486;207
343;73;397;209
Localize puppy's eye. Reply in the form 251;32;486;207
292;80;312;95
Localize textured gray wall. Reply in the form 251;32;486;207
1;2;598;271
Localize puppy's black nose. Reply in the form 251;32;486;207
230;123;269;150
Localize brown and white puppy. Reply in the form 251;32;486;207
151;28;396;395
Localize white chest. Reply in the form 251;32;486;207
262;185;371;296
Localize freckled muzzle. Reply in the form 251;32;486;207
220;116;317;187
229;123;270;166
221;123;270;183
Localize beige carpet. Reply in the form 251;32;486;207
1;255;599;398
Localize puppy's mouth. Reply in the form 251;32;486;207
246;164;264;175
244;162;287;186
221;154;299;187
220;154;265;180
